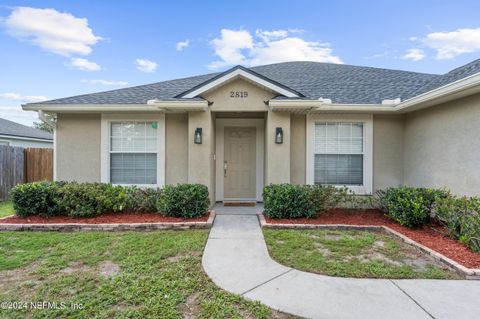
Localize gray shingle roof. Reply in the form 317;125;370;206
0;118;53;140
29;59;480;105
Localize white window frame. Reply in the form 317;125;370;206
0;139;10;146
101;113;165;187
306;114;373;195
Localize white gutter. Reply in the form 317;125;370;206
0;134;53;143
269;100;395;113
395;72;480;113
147;99;209;111
22;104;162;112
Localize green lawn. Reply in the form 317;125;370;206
0;201;14;218
0;231;294;319
264;229;461;279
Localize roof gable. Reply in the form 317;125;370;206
176;65;303;98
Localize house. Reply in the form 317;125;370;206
0;118;53;148
22;59;480;202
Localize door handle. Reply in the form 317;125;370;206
224;161;228;178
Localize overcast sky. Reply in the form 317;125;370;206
1;0;480;125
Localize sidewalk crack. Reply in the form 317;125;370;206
390;280;435;319
240;269;293;296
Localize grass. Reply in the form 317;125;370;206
264;229;461;279
0;231;294;319
0;201;14;218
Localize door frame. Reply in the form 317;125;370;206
215;118;264;202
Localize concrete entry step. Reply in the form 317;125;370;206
213;203;263;215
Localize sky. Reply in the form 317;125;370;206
1;0;480;126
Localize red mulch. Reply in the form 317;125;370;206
0;212;210;224
265;209;480;269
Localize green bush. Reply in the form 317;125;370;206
11;181;208;218
57;183;128;218
157;184;209;218
377;186;450;228
263;184;315;219
126;186;161;212
9;181;63;217
308;185;352;212
432;196;480;252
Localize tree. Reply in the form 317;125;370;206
33;113;55;134
33;121;53;133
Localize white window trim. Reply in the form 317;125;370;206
100;113;165;187
215;118;265;201
306;113;373;195
0;139;10;146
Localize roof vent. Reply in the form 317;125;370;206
382;98;401;105
318;97;332;104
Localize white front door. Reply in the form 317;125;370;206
223;127;256;199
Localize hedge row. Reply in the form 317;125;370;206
263;184;352;219
263;184;480;253
10;181;210;218
376;187;451;228
377;186;480;252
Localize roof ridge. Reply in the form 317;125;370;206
249;61;440;76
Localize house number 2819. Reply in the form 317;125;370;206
230;91;248;98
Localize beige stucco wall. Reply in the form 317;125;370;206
266;111;291;184
290;114;306;184
203;78;274;112
404;93;480;196
56;113;101;182
373;114;404;191
165;114;188;184
188;110;216;203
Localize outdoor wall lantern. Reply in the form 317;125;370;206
275;127;283;144
194;128;203;144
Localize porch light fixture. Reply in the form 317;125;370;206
275;127;283;144
194;128;203;144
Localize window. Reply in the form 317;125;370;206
109;121;157;184
0;140;9;146
314;122;364;185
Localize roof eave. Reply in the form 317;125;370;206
268;100;395;113
0;133;53;142
147;99;209;112
395;72;480;113
22;103;165;112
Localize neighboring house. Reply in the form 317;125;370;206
0;118;53;148
23;59;480;201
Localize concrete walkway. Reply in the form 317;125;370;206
203;205;480;319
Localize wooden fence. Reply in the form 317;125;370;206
0;146;53;200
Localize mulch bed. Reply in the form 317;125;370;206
265;209;480;269
0;212;210;224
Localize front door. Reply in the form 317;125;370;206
224;127;256;199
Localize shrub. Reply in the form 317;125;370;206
10;181;63;217
58;183;128;218
432;196;480;252
308;185;352;212
377;186;450;228
157;184;209;218
263;184;315;219
126;186;161;212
